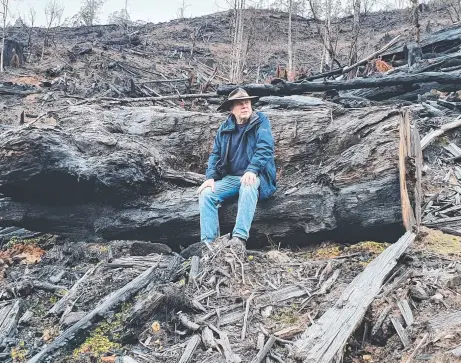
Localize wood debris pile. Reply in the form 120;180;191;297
0;230;458;363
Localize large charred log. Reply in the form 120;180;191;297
217;72;461;98
0;105;418;248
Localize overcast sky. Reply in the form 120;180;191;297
8;0;231;26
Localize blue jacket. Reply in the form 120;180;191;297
205;111;277;200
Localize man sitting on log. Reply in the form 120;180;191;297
197;88;277;248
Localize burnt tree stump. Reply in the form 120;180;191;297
2;39;24;67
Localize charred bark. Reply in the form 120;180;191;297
382;24;461;61
218;72;461;97
0;105;417;247
2;39;24;68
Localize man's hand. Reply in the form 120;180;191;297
241;171;257;186
197;179;215;194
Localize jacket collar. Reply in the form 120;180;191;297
221;111;260;132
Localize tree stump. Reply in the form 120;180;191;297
2;39;24;67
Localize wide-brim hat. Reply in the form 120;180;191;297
218;87;259;112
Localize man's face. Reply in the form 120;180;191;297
231;99;252;120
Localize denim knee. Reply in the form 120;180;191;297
239;183;259;194
199;187;216;205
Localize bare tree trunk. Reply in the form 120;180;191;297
1;25;5;72
320;42;326;72
350;0;360;65
230;0;245;83
324;0;333;69
41;33;47;62
230;0;238;81
410;0;420;44
237;0;245;81
288;0;293;77
0;0;8;73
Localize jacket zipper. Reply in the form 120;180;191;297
224;135;230;165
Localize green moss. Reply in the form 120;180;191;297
271;305;300;325
4;236;51;250
347;241;389;254
73;334;120;358
73;302;132;358
421;228;461;256
306;246;342;259
57;289;68;297
11;343;28;362
437;136;450;147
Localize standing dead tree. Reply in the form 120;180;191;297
21;8;36;62
410;0;420;45
0;0;9;72
307;0;340;72
230;0;245;83
41;0;64;62
349;0;361;65
440;0;461;23
176;0;190;19
79;0;105;26
288;0;293;78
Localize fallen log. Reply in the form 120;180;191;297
251;335;276;363
391;316;410;347
302;34;401;81
0;82;41;96
290;231;416;362
95;92;217;103
218;72;461;97
0;299;23;348
257;95;325;109
341;35;401;74
141;78;186;84
126;290;164;325
408;52;461;73
437;99;461;111
382;23;461;60
107;255;171;270
420;117;461;150
349;82;461;102
26;264;160;363
0;105;420;246
48;263;100;316
421;102;445;117
178;335;201;363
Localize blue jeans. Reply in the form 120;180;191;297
199;175;260;243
